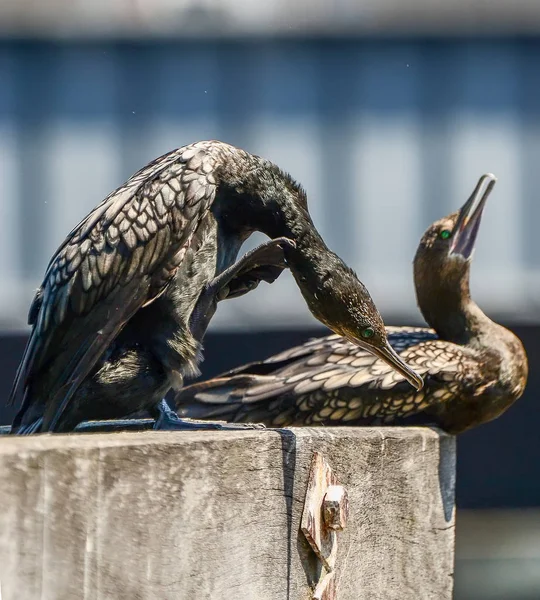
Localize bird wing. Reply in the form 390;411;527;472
176;328;477;426
10;143;221;431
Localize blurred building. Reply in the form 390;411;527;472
2;1;540;331
1;1;540;598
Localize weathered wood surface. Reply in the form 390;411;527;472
0;428;455;600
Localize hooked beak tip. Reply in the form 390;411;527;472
411;374;425;391
378;340;424;390
350;337;424;391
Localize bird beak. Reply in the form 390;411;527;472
450;173;497;260
349;337;424;390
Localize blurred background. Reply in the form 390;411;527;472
1;0;540;597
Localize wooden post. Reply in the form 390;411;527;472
0;427;455;599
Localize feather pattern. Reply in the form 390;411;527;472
175;327;491;430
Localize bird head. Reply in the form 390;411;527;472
293;255;424;391
415;173;496;288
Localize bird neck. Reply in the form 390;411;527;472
415;261;492;345
281;213;332;271
259;197;339;289
215;153;334;281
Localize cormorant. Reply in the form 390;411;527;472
8;140;422;433
175;174;528;434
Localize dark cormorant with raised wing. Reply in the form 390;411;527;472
176;174;528;434
9;140;422;434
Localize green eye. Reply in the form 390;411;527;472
361;327;375;339
440;230;452;240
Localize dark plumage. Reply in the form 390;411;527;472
176;174;528;434
9;140;422;434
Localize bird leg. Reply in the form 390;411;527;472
152;399;265;431
203;236;294;302
189;236;294;339
200;237;294;325
215;236;295;300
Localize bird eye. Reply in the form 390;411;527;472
439;229;452;240
361;327;375;339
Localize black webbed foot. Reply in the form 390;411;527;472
74;418;155;433
153;399;265;431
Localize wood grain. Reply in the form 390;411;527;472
0;427;455;600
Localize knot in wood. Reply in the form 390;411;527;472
322;485;349;531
